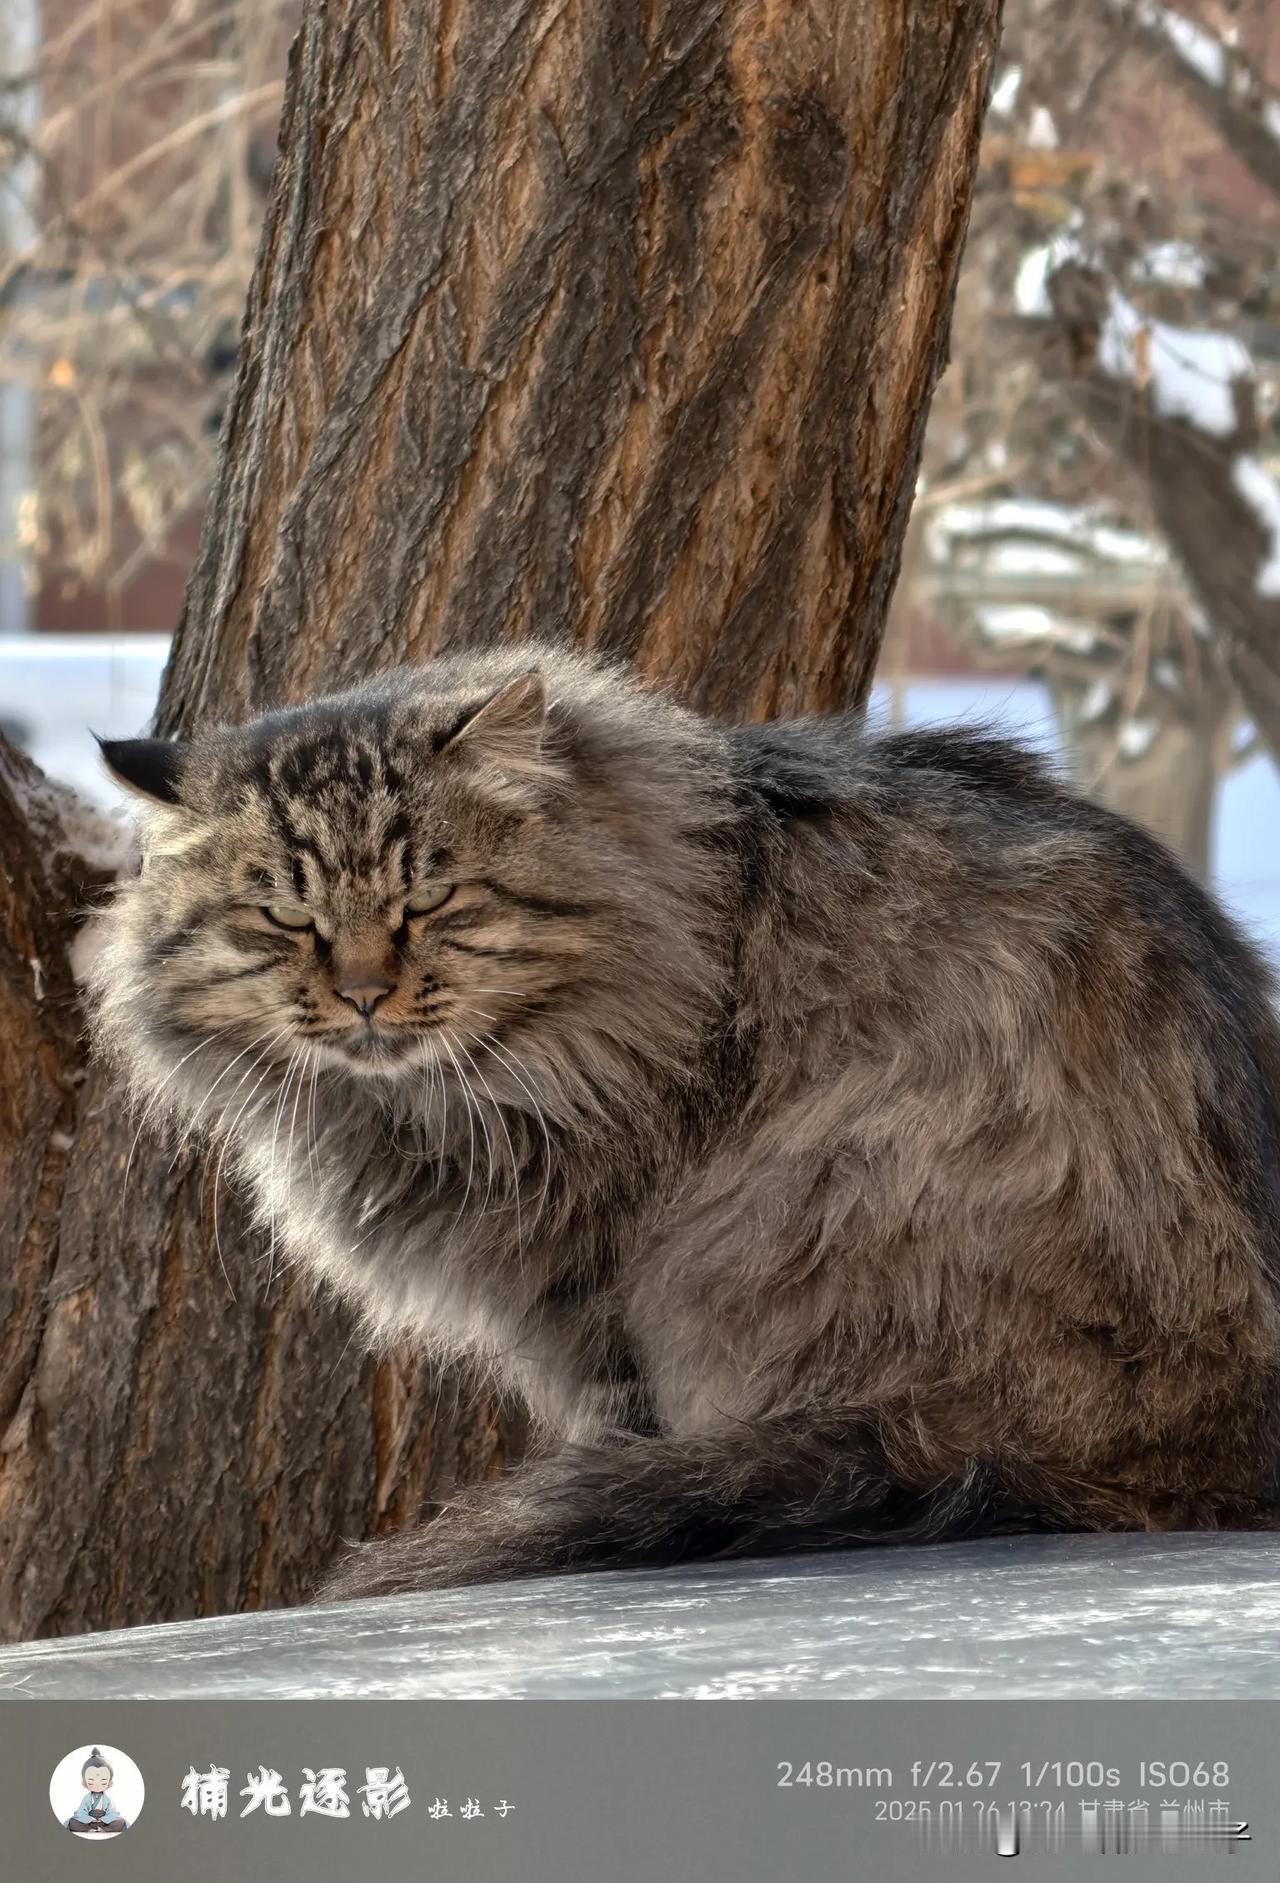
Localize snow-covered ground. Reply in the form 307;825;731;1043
1;1533;1278;1698
3;635;1278;968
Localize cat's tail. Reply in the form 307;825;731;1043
316;1400;1130;1601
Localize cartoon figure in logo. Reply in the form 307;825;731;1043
67;1750;128;1834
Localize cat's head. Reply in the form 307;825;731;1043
89;647;729;1130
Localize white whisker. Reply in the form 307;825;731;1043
266;1047;303;1295
210;1029;292;1298
187;1023;285;1134
306;1048;323;1183
436;1030;479;1223
456;1035;523;1265
431;1039;450;1192
121;1030;228;1206
286;1044;311;1200
476;1032;553;1224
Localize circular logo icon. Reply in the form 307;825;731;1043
50;1744;144;1840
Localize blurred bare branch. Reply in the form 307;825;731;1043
1099;0;1280;204
905;0;1280;856
0;0;298;620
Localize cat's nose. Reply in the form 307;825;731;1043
338;978;394;1018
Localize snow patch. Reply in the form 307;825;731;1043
48;789;135;875
1014;233;1084;317
1080;679;1114;724
1140;3;1227;86
1;741;135;991
1026;106;1059;150
1097;289;1249;436
1231;455;1280;597
984;542;1083;578
1118;717;1160;759
1135;240;1208;289
1018;229;1251;441
975;606;1098;654
976;605;1056;643
933;498;1164;567
990;65;1022;116
0;752;134;879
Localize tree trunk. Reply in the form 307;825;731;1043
0;0;1001;1641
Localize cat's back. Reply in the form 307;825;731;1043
738;713;1254;966
739;714;1078;837
731;713;1280;1155
848;723;1276;1025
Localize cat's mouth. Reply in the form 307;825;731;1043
333;1023;417;1069
308;1019;425;1076
342;1026;398;1057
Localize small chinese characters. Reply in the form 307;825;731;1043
1077;1798;1248;1853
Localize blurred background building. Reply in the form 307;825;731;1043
2;0;1279;956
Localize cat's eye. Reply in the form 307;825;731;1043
404;882;454;916
262;900;314;931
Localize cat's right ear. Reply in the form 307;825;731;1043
94;735;189;807
436;671;565;805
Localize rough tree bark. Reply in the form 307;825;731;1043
0;0;1002;1641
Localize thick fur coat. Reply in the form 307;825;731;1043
90;647;1280;1598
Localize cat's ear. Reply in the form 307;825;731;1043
438;672;560;804
443;671;547;756
94;734;189;807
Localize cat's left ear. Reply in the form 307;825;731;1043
444;671;547;755
439;672;561;804
95;734;189;807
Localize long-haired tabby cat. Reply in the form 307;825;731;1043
91;645;1280;1599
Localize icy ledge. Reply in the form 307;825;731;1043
1;1534;1278;1701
